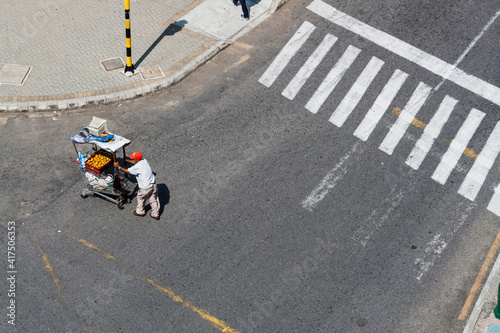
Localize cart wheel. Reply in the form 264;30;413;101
80;191;88;198
118;203;124;210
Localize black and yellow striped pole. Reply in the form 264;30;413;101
124;0;134;74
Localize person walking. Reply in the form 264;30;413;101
114;151;160;220
232;0;249;20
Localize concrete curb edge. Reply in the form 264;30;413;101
0;40;230;113
0;0;290;113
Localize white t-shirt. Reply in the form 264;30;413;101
128;159;155;189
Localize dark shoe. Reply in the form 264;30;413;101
149;212;160;220
241;14;249;20
132;210;145;217
232;0;238;5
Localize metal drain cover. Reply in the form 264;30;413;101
100;57;125;71
139;65;164;80
0;63;32;85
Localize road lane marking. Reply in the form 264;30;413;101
282;33;338;100
329;56;385;127
405;95;458;170
435;7;500;92
73;235;240;333
353;69;409;141
459;231;500;321
258;21;316;88
458;121;500;201
413;202;476;282
379;82;433;155
302;141;364;211
352;186;405;247
488;183;500;215
33;235;66;299
306;0;500;107
305;45;361;114
392;107;426;129
393;106;500;174
431;108;485;185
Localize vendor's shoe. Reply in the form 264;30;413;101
149;212;160;220
132;210;146;217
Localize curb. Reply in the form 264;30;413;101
0;41;229;113
0;0;289;113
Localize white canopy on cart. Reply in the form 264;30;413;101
72;128;130;152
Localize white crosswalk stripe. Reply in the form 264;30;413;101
405;96;458;170
431;108;485;185
329;56;384;127
379;82;433;155
305;45;361;114
258;21;316;88
488;184;500;215
353;69;408;141
458;121;500;201
282;33;338;100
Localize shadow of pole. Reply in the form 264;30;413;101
134;20;187;68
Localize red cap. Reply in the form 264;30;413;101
128;152;143;160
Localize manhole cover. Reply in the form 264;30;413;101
0;63;32;85
100;57;125;71
139;65;164;80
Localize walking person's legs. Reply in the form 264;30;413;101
135;187;153;216
240;0;249;18
149;184;161;219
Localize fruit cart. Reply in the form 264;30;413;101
71;126;135;209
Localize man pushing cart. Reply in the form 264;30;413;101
71;118;131;209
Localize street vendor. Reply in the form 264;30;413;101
114;152;160;220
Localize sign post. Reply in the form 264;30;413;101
124;0;134;75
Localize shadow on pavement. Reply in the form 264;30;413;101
135;21;187;68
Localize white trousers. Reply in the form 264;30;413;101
136;184;160;217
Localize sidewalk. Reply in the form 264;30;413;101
0;0;285;112
464;248;500;333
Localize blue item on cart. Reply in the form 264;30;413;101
88;134;114;142
77;152;86;168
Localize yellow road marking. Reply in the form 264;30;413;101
391;107;500;172
74;236;239;333
458;231;500;320
392;107;426;129
33;235;65;298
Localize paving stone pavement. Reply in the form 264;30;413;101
0;0;283;111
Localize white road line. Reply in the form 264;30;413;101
258;21;316;88
458;121;500;201
302;141;364;211
352;186;405;247
435;7;500;91
329;56;385;127
405;96;458;170
379;82;432;155
488;183;500;216
353;69;408;141
305;45;361;114
282;33;338;100
413;202;476;282
306;0;500;107
431;108;485;185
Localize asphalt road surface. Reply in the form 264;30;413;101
1;0;500;332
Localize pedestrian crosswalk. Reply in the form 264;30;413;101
258;20;500;217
